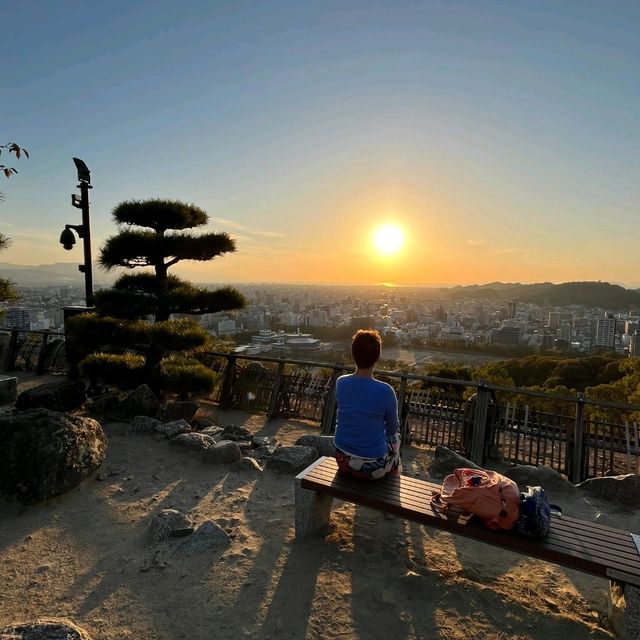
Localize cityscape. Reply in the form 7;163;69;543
3;278;639;366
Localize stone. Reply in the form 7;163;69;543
158;400;199;423
265;445;318;474
202;440;242;464
0;619;91;640
177;520;232;557
504;465;575;494
15;379;86;413
85;390;121;417
253;445;279;460
118;384;159;418
294;476;334;540
294;434;335;457
156;419;191;438
149;509;194;545
252;435;279;448
170;433;214;451
233;457;263;473
220;424;253;442
130;415;161;435
577;474;640;507
200;425;224;438
0;409;107;504
0;376;18;405
191;417;218;431
427;445;481;480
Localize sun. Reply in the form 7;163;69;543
372;224;404;256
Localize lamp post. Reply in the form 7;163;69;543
59;157;93;307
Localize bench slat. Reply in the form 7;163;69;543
300;457;640;586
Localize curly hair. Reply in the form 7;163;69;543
351;329;382;369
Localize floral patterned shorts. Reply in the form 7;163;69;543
335;433;402;480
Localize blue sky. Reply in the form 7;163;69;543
2;1;639;285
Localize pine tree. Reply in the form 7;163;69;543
71;199;245;396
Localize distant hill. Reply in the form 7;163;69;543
446;281;640;310
0;262;114;287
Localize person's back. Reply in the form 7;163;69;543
333;329;401;479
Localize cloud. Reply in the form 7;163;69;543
466;239;485;247
211;217;285;240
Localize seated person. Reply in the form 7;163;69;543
334;329;402;479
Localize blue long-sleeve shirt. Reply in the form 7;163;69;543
334;374;399;458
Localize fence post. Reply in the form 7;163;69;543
218;355;237;410
397;372;409;447
6;330;19;371
267;361;286;420
320;364;342;435
570;395;586;483
36;331;50;375
469;383;490;465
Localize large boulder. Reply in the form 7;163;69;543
202;441;242;464
295;434;335;457
156;419;191;438
504;465;575;494
0;409;107;504
577;474;640;507
265;445;318;474
428;445;481;480
220;424;253;442
170;433;214;451
15;379;86;413
0;376;18;405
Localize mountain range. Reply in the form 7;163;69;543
2;262;639;310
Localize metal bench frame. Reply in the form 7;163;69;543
295;456;640;640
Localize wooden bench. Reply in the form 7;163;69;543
295;456;640;640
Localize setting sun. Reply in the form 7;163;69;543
372;224;405;256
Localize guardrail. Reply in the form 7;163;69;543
2;331;638;483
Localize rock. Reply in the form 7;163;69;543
238;441;254;455
200;425;224;438
85;390;121;417
202;440;242;464
0;619;91;640
428;445;481;480
220;424;253;442
156;419;191;438
0;409;107;504
265;445;318;474
15;379;86;413
504;465;575;494
170;433;214;451
118;384;159;419
252;435;279;448
233;457;263;473
253;445;279;460
577;474;640;506
130;415;161;435
158;400;199;423
608;581;640;640
191;417;218;431
295;434;335;457
149;509;194;545
0;376;18;405
177;520;231;557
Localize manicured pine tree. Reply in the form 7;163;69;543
72;199;245;396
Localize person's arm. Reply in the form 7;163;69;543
384;386;399;438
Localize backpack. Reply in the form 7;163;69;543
516;486;561;539
431;468;521;530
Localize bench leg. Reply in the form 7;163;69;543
294;478;333;540
609;581;640;640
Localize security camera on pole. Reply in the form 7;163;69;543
59;157;93;307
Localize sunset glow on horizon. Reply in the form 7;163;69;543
3;2;639;287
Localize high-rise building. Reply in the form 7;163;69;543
595;313;617;349
630;331;640;357
507;300;517;319
548;311;574;330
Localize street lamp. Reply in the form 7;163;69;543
59;157;93;307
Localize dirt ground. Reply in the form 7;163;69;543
0;380;636;639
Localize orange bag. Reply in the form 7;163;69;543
432;468;520;530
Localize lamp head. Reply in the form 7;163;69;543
72;157;91;184
59;227;76;250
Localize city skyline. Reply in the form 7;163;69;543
3;2;639;286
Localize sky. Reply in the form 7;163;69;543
2;0;639;287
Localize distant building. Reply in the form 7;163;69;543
507;300;517;319
595;314;617;349
490;326;521;345
548;311;574;330
630;331;640;357
1;307;30;330
216;319;236;336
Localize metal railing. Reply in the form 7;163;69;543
2;331;639;483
